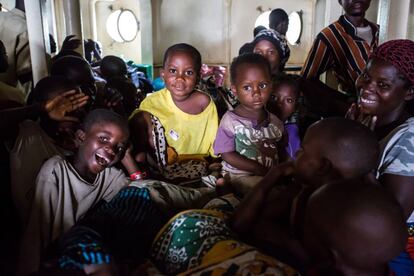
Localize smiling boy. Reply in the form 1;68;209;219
18;109;131;275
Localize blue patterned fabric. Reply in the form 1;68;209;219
58;186;165;269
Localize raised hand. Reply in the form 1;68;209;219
61;35;82;51
44;90;89;122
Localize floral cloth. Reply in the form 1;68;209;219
151;208;298;275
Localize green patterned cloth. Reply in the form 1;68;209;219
151;208;298;275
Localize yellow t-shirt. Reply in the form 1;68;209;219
137;88;218;157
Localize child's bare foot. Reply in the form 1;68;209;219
215;177;233;196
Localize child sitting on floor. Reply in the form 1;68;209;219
231;118;379;271
18;109;131;275
129;43;219;182
213;53;284;196
18;109;221;275
304;178;407;275
267;74;301;159
7;76;88;226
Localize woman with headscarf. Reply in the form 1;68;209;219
252;29;290;76
347;39;414;275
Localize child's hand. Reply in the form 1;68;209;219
94;87;123;109
345;103;377;131
44;90;89;122
61;35;82;51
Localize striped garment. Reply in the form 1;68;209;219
301;15;379;97
58;186;166;269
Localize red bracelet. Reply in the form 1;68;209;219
130;171;147;180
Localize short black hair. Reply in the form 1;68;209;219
306;178;406;269
273;74;301;98
230;53;271;84
82;108;129;137
269;9;289;30
309;118;379;178
100;55;127;80
51;56;94;84
28;76;76;104
162;43;202;73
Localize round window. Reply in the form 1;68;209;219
106;9;139;43
286;11;302;45
254;11;271;29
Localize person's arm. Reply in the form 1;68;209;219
0;90;89;141
301;78;351;117
300;34;352;117
230;163;295;234
222;151;268;176
15;31;32;86
380;174;414;220
128;111;154;164
301;35;333;80
121;145;148;180
378;130;414;220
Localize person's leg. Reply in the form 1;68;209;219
227;173;263;197
130;180;217;216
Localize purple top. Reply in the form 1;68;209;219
214;111;284;174
285;122;301;160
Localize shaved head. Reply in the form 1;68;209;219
309;118;379;178
305;178;406;272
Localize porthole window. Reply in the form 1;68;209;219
254;10;271;29
106;9;139;43
286;11;303;45
254;10;303;45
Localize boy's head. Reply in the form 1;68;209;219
357;39;414;118
338;0;371;17
294;118;379;185
100;55;127;80
162;43;202;73
267;74;300;121
29;76;76;103
0;40;8;72
75;109;129;178
230;53;272;111
161;43;202;102
51;55;96;96
304;178;406;274
29;76;85;151
253;30;289;74
269;8;289;35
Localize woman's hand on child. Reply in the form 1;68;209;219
44;90;89;122
345;103;377;131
